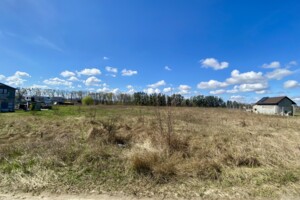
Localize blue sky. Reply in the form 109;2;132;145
1;0;300;104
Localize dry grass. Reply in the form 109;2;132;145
1;106;300;199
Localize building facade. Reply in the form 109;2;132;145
253;96;297;116
0;83;16;112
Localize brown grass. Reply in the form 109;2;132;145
1;106;300;199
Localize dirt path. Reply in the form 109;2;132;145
0;193;158;200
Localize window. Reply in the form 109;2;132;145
0;89;3;94
3;89;7;94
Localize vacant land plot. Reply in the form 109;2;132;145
1;105;300;199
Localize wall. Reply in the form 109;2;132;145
0;86;15;112
253;105;277;115
277;98;293;115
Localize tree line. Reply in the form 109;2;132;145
15;88;249;109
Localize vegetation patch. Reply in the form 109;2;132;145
1;106;300;199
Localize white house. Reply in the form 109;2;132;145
253;96;297;116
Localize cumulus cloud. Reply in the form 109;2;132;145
103;56;109;60
29;84;49;89
293;97;300;104
148;80;166;88
288;61;297;67
178;85;191;94
121;69;138;76
165;66;172;71
197;80;228;89
15;71;30;77
284;80;300;89
43;77;72;87
60;70;75;77
84;76;101;86
210;89;226;95
237;82;268;93
105;66;118;73
226;70;265;85
226;82;268;94
77;68;101;76
265;68;293;80
163;87;172;93
97;87;110;93
144;88;160;94
262;61;281;69
68;76;79;81
200;58;229;70
230;95;245;103
0;74;6;81
5;71;31;86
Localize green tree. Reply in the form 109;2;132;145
82;96;94;106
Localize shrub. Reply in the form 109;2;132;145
82;96;94;106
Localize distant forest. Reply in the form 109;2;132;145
15;88;249;108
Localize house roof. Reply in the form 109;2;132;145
256;96;296;105
0;82;16;90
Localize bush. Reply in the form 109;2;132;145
82;96;94;106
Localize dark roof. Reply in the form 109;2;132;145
256;96;296;105
0;83;16;90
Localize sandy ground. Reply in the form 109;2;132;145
0;193;157;200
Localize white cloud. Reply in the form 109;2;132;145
111;88;120;94
148;80;166;88
127;85;133;89
165;66;172;71
256;90;267;94
284;80;300;89
226;70;265;85
105;66;118;73
230;95;245;103
43;77;72;87
15;71;30;77
178;84;191;94
30;84;49;89
163;87;172;93
127;89;136;94
266;68;293;80
121;69;138;76
0;74;6;81
262;61;280;69
103;56;109;60
84;76;101;86
226;86;239;94
77;68;101;76
144;88;160;94
61;70;76;77
288;61;297;67
237;82;268;93
68;76;79;81
210;89;226;95
97;87;110;93
201;58;229;70
5;71;31;86
226;82;268;94
292;97;300;104
197;80;228;89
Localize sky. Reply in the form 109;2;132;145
0;0;300;104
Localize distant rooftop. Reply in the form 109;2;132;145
256;96;296;105
0;83;16;90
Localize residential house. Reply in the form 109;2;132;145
0;83;16;112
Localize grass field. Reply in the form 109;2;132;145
1;105;300;199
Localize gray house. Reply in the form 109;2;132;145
0;83;16;112
253;96;297;116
